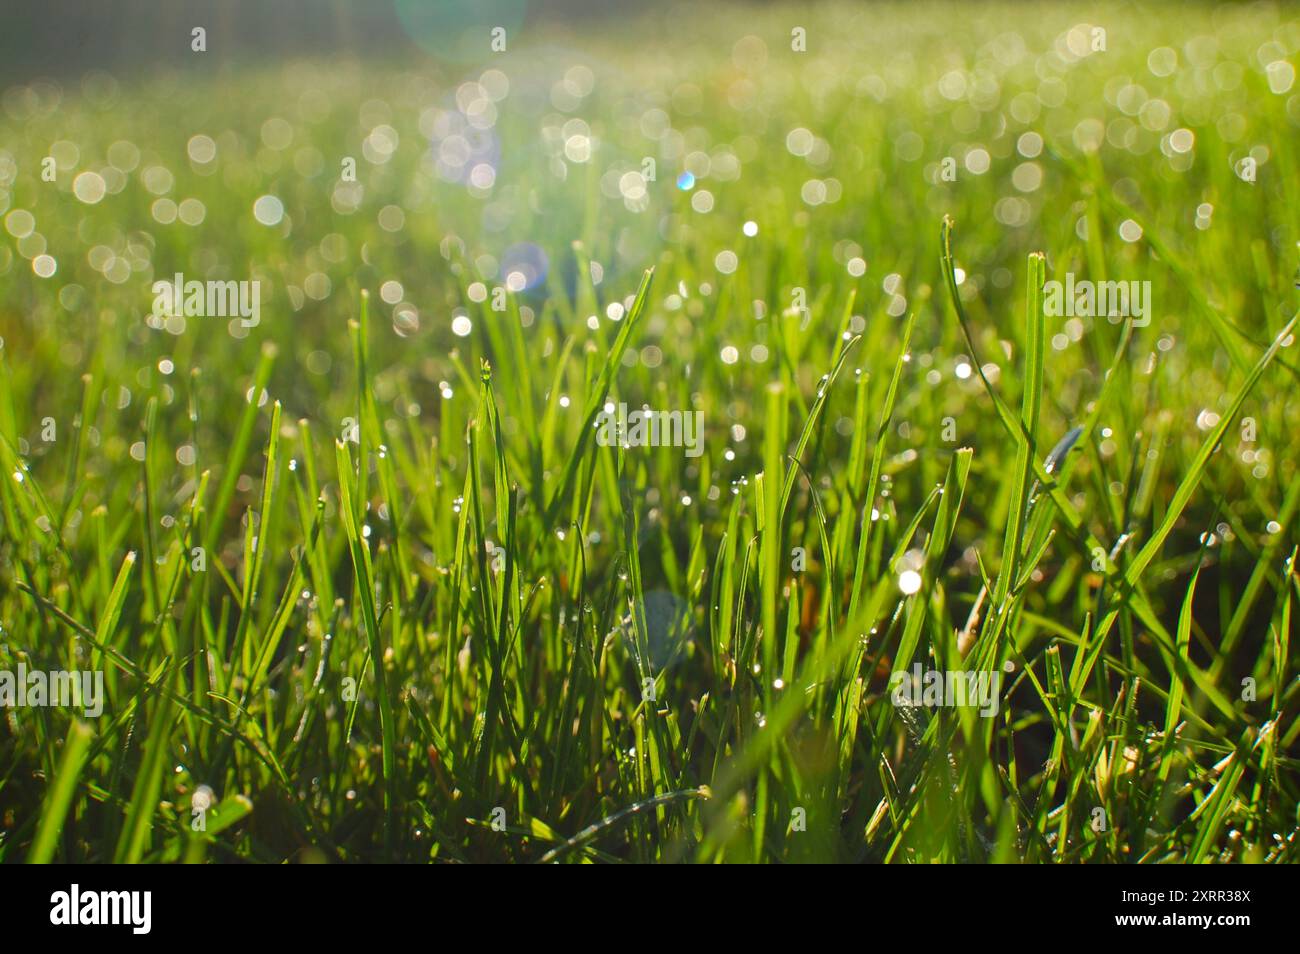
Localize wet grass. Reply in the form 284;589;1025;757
1;2;1298;862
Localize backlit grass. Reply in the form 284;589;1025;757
1;2;1298;862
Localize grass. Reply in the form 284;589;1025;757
1;1;1298;863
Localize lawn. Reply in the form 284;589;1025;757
1;1;1298;863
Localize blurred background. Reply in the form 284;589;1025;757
1;0;687;78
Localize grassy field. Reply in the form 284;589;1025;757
1;1;1298;863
